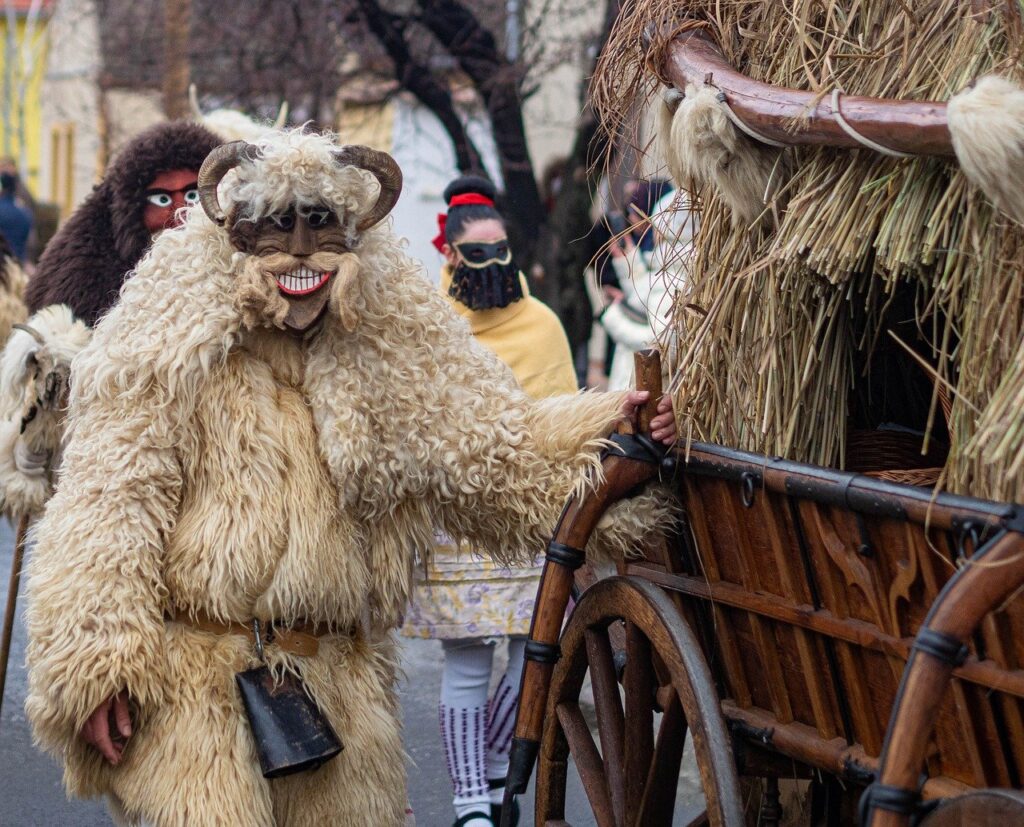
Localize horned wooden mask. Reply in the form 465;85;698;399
196;141;402;332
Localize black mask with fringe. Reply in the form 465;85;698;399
449;239;523;310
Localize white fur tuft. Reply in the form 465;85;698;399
950;75;1024;224
667;84;785;227
0;304;90;517
199;108;281;143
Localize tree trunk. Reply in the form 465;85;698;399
163;0;191;119
413;0;544;268
354;0;484;174
534;110;607;358
534;0;621;360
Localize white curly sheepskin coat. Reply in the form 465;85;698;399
24;131;672;826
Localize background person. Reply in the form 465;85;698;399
0;169;32;263
402;174;577;827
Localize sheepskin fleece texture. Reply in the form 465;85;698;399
666;83;785;227
25;121;222;326
950;74;1024;224
0;304;90;518
26;130;674;826
0;231;28;345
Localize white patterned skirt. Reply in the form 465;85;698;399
400;534;543;640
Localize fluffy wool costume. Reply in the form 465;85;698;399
0;230;27;340
0;305;91;518
402;266;578;640
25;121;222;326
24;130;673;826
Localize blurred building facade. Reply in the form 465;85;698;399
0;0;53;197
36;0;605;272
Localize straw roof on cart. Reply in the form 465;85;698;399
594;1;1024;502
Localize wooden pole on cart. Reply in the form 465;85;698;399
0;514;30;726
503;349;666;822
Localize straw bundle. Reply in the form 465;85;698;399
595;1;1024;499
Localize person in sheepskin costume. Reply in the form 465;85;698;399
25;121;222;326
24;129;677;826
0;123;222;520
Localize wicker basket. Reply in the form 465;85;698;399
846;428;948;475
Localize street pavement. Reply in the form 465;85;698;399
0;519;702;825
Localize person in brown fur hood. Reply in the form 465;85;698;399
25;121;222;326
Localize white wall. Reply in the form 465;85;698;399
388;95;501;285
39;0;102;209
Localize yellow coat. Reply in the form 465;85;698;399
438;266;577;398
401;267;578;639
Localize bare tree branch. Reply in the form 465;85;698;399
412;0;543;264
352;0;484;173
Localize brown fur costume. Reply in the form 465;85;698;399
25;121;221;326
24;131;674;826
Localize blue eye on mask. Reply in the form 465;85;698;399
450;238;523;310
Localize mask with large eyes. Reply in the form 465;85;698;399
143;168;201;234
449;237;522;310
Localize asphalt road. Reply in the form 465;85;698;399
0;519;702;826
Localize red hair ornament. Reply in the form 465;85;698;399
431;193;495;253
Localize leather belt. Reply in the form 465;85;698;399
168;609;332;657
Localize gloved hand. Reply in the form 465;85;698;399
13;437;48;477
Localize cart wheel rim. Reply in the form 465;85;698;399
536;575;744;827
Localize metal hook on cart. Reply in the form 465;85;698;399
740;471;757;508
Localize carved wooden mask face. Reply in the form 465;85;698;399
229;204;351;332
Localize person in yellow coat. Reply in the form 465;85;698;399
402;175;576;827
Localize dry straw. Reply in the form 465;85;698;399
595;0;1024;500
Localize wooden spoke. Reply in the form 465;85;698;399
638;693;688;825
585;625;627;823
557;701;617;827
537;576;744;827
624;621;656;824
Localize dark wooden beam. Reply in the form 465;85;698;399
661;26;954;157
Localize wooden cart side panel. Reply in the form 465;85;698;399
680;476;847;740
794;498;1021;788
670;459;1024;794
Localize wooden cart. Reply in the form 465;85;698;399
503;355;1024;826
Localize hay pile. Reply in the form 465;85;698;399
594;0;1024;502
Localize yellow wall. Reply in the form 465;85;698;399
0;15;48;197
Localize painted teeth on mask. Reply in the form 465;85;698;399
276;267;330;293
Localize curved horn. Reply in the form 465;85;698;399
188;83;203;119
662;26;953;156
273;100;289;129
333;146;403;231
197;141;258;224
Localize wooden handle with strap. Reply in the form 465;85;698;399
504;348;667;816
634;348;663;434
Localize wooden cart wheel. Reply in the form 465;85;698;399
917;790;1024;825
535;576;744;827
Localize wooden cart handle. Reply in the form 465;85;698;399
505;349;668;816
634;348;663;434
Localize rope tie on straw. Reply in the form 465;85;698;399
831;89;914;159
714;91;789;148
